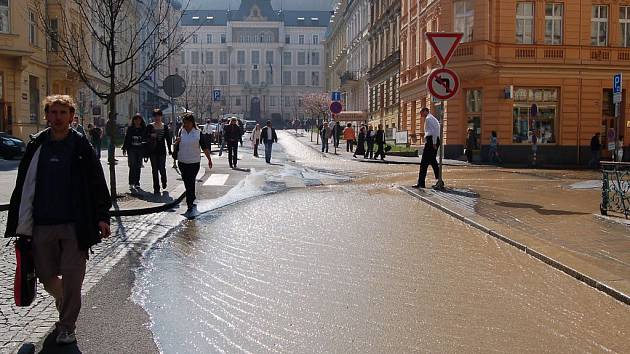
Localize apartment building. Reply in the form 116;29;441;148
400;0;630;164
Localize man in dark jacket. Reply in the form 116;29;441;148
373;124;386;160
5;95;112;345
223;118;241;168
589;132;602;169
260;120;278;163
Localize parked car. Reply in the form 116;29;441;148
244;120;257;133
0;132;26;160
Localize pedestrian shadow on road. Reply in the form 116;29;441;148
129;189;174;203
232;167;252;172
493;201;589;216
35;329;82;354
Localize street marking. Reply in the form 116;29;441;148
203;174;230;186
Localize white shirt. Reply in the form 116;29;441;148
424;113;440;138
178;128;202;164
266;127;273;141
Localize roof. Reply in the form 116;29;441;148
181;10;230;26
282;11;331;27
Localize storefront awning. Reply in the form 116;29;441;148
333;111;368;122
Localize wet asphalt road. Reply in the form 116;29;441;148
130;132;629;353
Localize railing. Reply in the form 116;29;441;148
340;71;360;86
601;162;630;219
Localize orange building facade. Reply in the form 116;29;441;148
400;0;630;164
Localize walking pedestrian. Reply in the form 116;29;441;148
224;118;241;169
218;119;227;156
237;119;245;147
343;123;356;152
175;113;212;213
71;116;85;135
88;123;103;159
320;122;330;153
122;114;147;190
354;126;366;158
617;136;625;162
489;131;502;164
146;109;172;195
365;125;375;159
465;128;475;163
332;121;342;149
589;132;602;168
414;107;441;189
251;123;262;157
260;120;278;163
5;94;112;345
374;124;386;160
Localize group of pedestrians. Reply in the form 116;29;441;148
319;121;387;160
250;121;279;163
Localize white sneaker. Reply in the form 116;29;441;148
56;330;76;345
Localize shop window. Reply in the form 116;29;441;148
545;3;563;45
512;88;558;144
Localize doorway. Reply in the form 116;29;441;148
250;97;261;121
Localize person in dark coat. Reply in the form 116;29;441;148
465;128;476;163
260;120;278;163
223;118;241;168
122;114;147;190
589;132;602;169
5;95;111;345
365;125;375;159
354;126;366;158
373;124;386;160
146;109;173;194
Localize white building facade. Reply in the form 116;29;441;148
179;0;330;124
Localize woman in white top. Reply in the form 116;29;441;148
175;113;213;212
250;123;262;157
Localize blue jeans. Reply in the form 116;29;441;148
321;139;329;153
264;141;273;163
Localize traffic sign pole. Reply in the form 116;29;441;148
613;73;623;161
438;100;445;189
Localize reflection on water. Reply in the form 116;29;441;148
134;186;630;353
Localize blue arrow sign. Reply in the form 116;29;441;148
213;89;221;102
331;91;342;102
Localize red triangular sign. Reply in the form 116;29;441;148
425;32;463;66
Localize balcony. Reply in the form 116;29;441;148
368;51;400;80
340;71;361;88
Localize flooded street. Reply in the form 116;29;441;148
134;182;630;353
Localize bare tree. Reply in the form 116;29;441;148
32;0;193;198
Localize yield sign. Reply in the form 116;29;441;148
425;32;463;67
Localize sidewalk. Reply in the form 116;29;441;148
0;151;205;214
291;130;630;304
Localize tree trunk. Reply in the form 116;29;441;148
108;95;118;198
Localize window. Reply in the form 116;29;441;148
591;5;608;46
283;51;292;65
516;2;534;44
237;50;245;64
621;7;630;47
205;51;214;64
50;18;59;52
206;71;214;85
180;51;186;65
237;70;245;84
251;50;260;65
207;33;213;43
512;88;558;144
266;70;273;84
191;51;200;65
298;34;305;44
221;34;226;43
266;50;274;65
466;89;482;113
545;3;563;45
0;0;9;34
235;97;241;106
220;71;228;85
29;11;37;46
311;52;320;65
284;96;291;107
454;0;474;42
192;34;198;44
283;71;292;85
191;70;199;84
297;71;305;86
220;51;228;65
285;35;290;44
312;34;319;44
311;71;320;86
270;96;277;106
297;52;306;65
252;70;260;85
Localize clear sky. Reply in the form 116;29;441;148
185;0;333;11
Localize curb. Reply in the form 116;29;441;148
399;186;630;306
